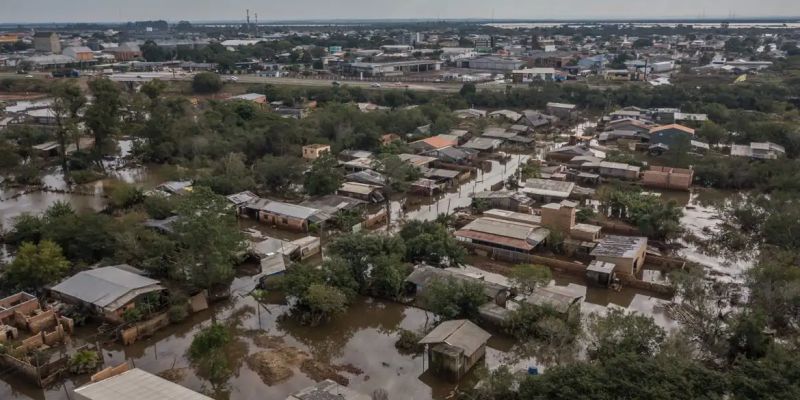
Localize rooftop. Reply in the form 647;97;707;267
51;266;163;312
649;124;695;135
263;201;320;220
590;235;648;258
74;368;212;400
522;178;575;198
418;319;491;356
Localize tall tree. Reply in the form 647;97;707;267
172;186;246;291
50;80;85;181
303;153;343;196
3;240;70;291
84;78;123;166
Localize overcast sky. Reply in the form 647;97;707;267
2;0;799;23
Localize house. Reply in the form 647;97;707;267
408;134;458;153
455;217;550;254
74;366;213;400
342;157;375;172
62;46;94;61
338;182;385;203
590;235;648;276
597;161;641;180
404;265;513;306
521;178;575;202
730;142;786;160
300;195;366;223
50;266;165;323
286;380;370;400
546;102;577;119
481;127;518;141
421;167;463;187
398;153;438;169
649;124;695;148
226;190;259;214
508;124;532;135
461;137;502;153
472;190;532;211
598;129;648;144
302;144;330;160
228;93;267;105
33;32;60;53
447;129;471;143
641;166;694;191
488;109;522;122
540;200;577;233
258;201;322;232
511;68;557;83
605;118;653;134
0;292;73;343
517;110;558;129
419;320;491;381
483;209;542;226
547;145;601;162
519;287;582;317
424;146;477;164
586;260;617;287
356;102;389;112
604;69;632;80
346;169;387;187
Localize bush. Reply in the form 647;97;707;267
70;169;104;184
143;194;174;219
168;303;189;323
395;329;424;354
108;182;145;209
122;307;143;323
192;72;223;94
69;350;100;374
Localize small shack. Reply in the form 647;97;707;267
586;260;617;287
419;319;491;381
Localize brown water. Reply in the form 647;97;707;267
0;293;529;400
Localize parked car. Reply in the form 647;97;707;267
332;81;341;86
227;76;239;82
370;83;381;88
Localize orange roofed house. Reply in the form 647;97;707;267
408;134;459;153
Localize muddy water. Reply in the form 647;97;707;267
0;294;529;400
392;155;531;225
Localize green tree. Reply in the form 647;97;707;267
188;323;234;384
422;277;487;320
51;80;86;180
253;155;304;193
304;284;347;326
3;240;70;290
586;308;666;361
369;255;409;299
303;153;343;196
697;121;727;146
399;220;465;267
172;187;246;290
192;72;223;94
84;78;123;164
508;264;552;294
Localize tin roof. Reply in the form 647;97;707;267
51;266;163;312
74;368;212;400
418;319;491;355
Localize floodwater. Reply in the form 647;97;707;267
0;140;169;227
0;293;530;400
0;138;741;399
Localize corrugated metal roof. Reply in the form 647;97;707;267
263;201;320;220
74;368;213;400
52;266;163;311
419;319;491;355
590;235;647;258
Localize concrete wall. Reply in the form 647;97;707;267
641;166;693;191
259;212;308;231
120;312;170;345
541;205;575;232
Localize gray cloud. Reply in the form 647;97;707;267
1;0;798;23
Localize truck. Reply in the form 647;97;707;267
51;69;81;78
